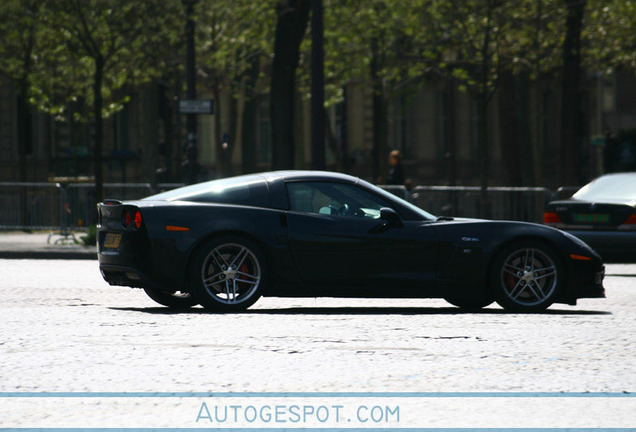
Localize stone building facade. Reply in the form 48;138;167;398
2;71;636;188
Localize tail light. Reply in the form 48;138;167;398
123;209;132;227
121;208;142;229
544;212;562;224
134;210;142;229
623;214;636;225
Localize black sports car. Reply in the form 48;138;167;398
98;171;605;312
545;172;636;262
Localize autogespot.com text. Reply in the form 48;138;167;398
196;401;400;426
1;392;635;428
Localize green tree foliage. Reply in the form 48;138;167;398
320;1;570;187
0;0;49;183
35;0;183;202
584;0;636;70
0;0;50;224
2;0;636;189
197;0;274;88
0;0;43;89
196;0;275;175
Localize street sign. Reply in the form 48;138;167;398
179;99;214;114
590;135;606;147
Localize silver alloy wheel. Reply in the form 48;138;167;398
200;243;262;305
500;247;558;307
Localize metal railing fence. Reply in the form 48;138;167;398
65;183;156;229
0;183;61;230
0;182;182;231
0;182;576;231
407;186;553;223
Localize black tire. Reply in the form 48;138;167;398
490;240;564;312
142;286;198;309
444;297;494;311
190;236;266;312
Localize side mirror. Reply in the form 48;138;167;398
380;207;403;228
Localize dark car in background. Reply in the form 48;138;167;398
544;172;636;262
97;171;604;313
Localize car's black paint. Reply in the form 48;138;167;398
98;171;605;311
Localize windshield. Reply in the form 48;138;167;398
358;179;436;221
573;173;636;203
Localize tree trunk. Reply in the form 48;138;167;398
371;37;387;182
498;72;523;186
478;89;490;217
228;87;240;177
531;0;544;186
498;72;535;186
214;88;223;177
310;0;325;170
17;78;31;227
270;0;310;170
93;55;104;207
159;84;174;182
140;84;159;189
241;57;260;174
446;82;457;187
515;73;533;185
478;1;494;218
559;0;586;185
17;4;36;225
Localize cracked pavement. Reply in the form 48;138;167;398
1;259;634;394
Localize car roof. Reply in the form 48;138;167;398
261;170;360;183
572;171;636;203
592;172;636;181
142;171;362;207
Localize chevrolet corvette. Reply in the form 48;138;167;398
97;171;605;312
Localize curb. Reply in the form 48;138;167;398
0;250;97;260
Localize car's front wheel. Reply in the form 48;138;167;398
190;236;266;312
491;240;563;312
142;286;198;309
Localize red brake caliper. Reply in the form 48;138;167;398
505;259;517;289
239;263;250;288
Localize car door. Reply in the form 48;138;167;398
285;181;439;294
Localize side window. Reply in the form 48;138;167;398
287;182;391;219
181;181;270;208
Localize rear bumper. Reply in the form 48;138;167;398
98;223;155;289
99;264;157;290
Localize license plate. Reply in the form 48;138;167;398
574;213;609;223
103;233;122;249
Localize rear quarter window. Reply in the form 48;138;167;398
184;181;270;207
147;177;271;208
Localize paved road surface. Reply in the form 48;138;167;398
2;259;634;393
1;259;635;427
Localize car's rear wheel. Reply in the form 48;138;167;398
190;236;266;312
444;297;493;311
142;286;198;309
491;240;563;312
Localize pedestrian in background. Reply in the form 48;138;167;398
386;150;405;185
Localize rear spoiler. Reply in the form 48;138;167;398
102;199;123;206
